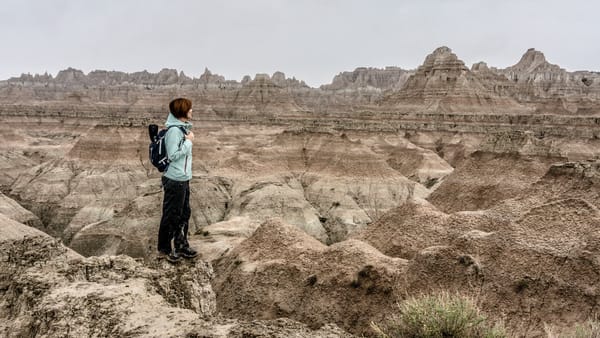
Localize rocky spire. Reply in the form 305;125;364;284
502;48;563;82
382;46;523;113
417;46;469;75
198;68;226;85
510;48;550;73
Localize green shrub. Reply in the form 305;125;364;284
371;291;505;338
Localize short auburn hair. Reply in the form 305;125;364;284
169;98;192;119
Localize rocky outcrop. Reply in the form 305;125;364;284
382;46;525;113
0;214;214;337
4;46;600;338
470;61;514;95
496;48;600;113
270;71;309;88
2;46;600;118
213;218;407;336
212;74;307;118
0;215;352;337
8;67;223;87
0;193;41;227
321;67;413;90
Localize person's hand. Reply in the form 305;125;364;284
185;131;195;141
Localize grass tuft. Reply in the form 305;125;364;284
547;319;600;338
371;291;505;338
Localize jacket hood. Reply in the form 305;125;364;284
165;113;193;129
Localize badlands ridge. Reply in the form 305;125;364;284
1;47;600;336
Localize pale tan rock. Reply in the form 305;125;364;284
0;215;215;337
1;216;352;338
189;216;262;262
321;66;413;90
497;48;600;113
0;192;40;226
226;178;327;242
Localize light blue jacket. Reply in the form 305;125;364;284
163;113;193;181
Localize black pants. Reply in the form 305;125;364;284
157;176;191;253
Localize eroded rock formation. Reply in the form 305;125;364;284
382;46;526;113
321;66;413;90
0;215;352;337
2;46;600;337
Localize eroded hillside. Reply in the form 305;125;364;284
2;46;600;337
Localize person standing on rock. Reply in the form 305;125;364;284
157;98;198;262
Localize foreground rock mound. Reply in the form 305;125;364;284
0;214;215;337
0;215;351;337
213;219;407;336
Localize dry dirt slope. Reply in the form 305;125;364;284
355;160;600;335
212;160;600;337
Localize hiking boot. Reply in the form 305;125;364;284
158;250;182;263
178;246;198;259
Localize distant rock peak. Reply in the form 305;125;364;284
244;72;308;88
431;46;452;56
471;62;489;71
416;46;469;75
513;48;549;70
321;66;413;90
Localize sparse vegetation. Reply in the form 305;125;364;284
371;292;505;338
546;319;600;338
571;320;600;338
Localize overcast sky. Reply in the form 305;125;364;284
1;0;598;87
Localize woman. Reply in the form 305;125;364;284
157;97;198;262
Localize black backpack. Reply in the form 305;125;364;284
148;124;186;172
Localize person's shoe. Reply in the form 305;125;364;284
158;250;182;263
178;246;198;259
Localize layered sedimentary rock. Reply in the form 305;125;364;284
501;48;600;98
222;74;305;117
3;47;600;138
3;46;600;117
2;46;600;337
2;46;600;255
382;46;526;113
495;48;600;114
0;193;41;227
321;66;413;90
1;111;442;257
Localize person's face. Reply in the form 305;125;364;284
186;108;193;120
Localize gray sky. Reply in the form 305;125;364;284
1;0;598;87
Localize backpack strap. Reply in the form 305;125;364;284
166;125;188;149
166;125;188;135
